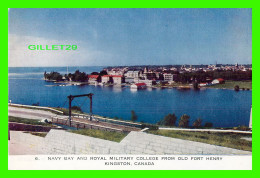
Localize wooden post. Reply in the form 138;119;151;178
67;93;94;123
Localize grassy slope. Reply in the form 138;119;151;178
206;80;252;89
23;132;48;137
147;130;252;151
9;116;126;142
69;129;127;142
8;116;52;126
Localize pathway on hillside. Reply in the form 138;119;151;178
8;106;140;132
8;106;60;121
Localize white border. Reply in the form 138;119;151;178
8;155;252;170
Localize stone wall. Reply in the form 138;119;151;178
42;130;251;155
9;129;252;155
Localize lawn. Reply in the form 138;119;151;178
69;129;127;142
147;130;252;151
23;131;48;137
8;116;52;126
206;80;252;90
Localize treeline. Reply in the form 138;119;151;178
44;71;63;81
107;64;252;70
44;70;108;82
44;69;252;83
66;70;88;82
168;70;251;84
157;113;213;128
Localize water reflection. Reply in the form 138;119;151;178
8;67;252;128
130;88;138;93
112;85;122;92
147;87;153;92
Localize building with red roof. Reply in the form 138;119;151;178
212;78;225;85
88;75;99;79
130;83;147;89
101;75;124;84
112;75;123;85
88;75;101;84
101;75;112;83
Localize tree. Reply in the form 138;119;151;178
44;71;63;81
204;122;213;128
68;70;88;82
193;81;199;90
178;114;190;128
157;113;177;126
100;70;108;76
32;102;40;106
131;110;138;122
44;71;47;79
91;72;99;75
193;118;202;128
234;85;240;91
53;72;63;81
71;106;82;113
75;72;87;82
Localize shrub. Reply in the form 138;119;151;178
157;113;177;126
141;123;158;130
193;118;203;128
236;125;250;131
71;106;82;112
131;110;138;122
234;85;240;91
32;102;40;106
178;114;190;128
204;122;213;128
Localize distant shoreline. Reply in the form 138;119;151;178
44;79;252;91
8;64;252;68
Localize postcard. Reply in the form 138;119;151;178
8;8;252;170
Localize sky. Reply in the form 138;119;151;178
8;8;252;67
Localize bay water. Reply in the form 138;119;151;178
8;67;252;128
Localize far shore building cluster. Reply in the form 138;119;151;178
85;63;251;89
45;63;251;89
